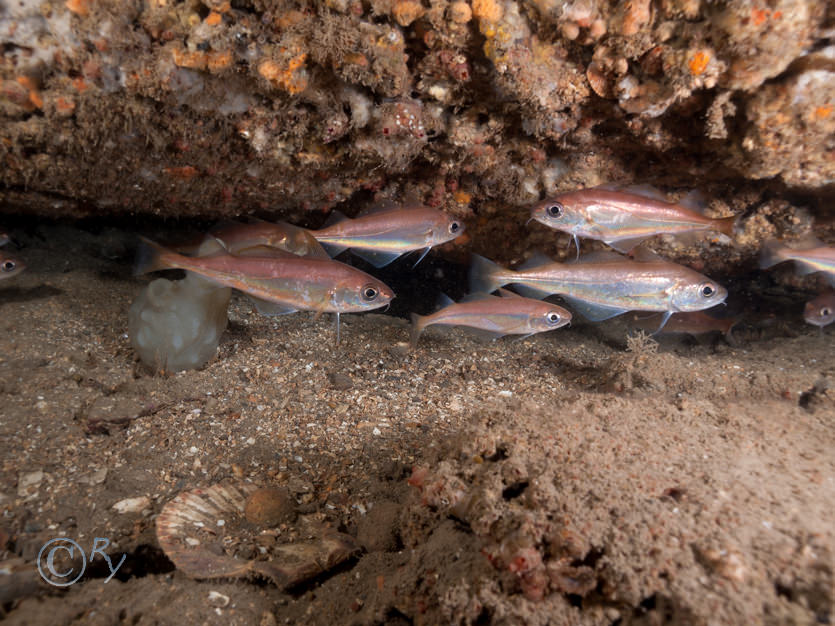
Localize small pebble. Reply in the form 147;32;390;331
207;590;230;608
112;496;151;514
244;487;296;526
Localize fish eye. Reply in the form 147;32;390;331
362;285;379;301
1;260;15;272
546;202;564;219
546;312;561;325
700;283;716;298
822;307;832;317
449;221;461;234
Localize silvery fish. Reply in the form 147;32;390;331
628;311;740;340
804;292;835;328
410;290;571;347
210;219;325;257
759;239;835;285
310;203;465;267
135;237;394;340
469;249;727;330
1;253;24;280
531;185;737;256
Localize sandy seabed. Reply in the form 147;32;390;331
0;224;832;625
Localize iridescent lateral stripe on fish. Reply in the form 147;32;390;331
530;185;737;255
410;291;571;346
760;240;835;285
309;204;464;267
469;250;727;330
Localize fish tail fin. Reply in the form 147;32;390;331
410;313;426;348
714;215;739;238
759;240;786;270
469;254;506;294
135;236;178;275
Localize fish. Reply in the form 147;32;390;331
803;292;835;328
469;249;727;330
759;239;835;286
135;237;394;341
410;290;571;347
530;185;737;256
309;203;465;267
0;254;25;280
628;311;740;340
0;231;9;247
209;219;326;257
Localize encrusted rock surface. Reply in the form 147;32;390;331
0;0;833;265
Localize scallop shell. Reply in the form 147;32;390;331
156;482;359;588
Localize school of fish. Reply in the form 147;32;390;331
2;184;833;345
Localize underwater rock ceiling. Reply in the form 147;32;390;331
0;0;832;265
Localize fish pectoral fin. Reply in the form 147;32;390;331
352;248;403;268
411;247;431;268
560;296;629;322
652;311;673;334
246;296;298;316
605;237;649;254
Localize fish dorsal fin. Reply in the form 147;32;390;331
677;190;708;214
234;245;298;259
518;252;554;271
631;247;665;263
356;200;399;217
297;234;331;259
790;234;826;249
272;221;331;259
210;219;246;234
435;292;456;310
596;183;669;203
621;184;669;203
195;236;228;257
561;295;629;321
575;250;625;264
323;209;350;228
458;292;499;304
